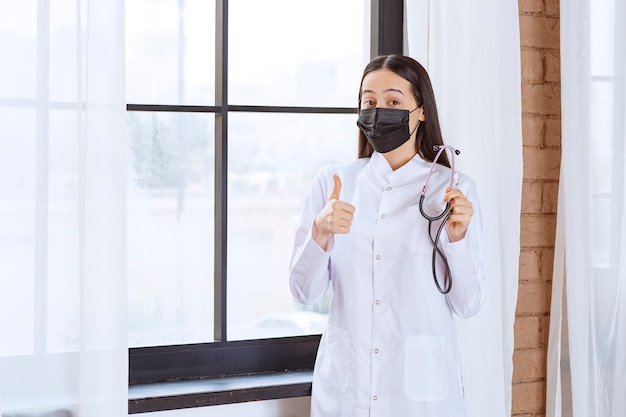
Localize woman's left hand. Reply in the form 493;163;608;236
444;188;474;242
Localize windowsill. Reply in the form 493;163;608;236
128;370;313;414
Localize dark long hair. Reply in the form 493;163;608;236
357;54;450;168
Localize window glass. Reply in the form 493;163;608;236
126;0;369;346
228;0;369;107
590;0;615;77
49;0;78;102
590;1;618;267
227;112;357;340
590;81;613;194
0;108;36;355
127;112;215;347
125;0;216;105
0;3;36;99
47;110;80;352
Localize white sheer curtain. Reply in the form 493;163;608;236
405;1;522;416
0;1;127;416
547;0;626;416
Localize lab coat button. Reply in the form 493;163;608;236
373;395;378;400
380;213;386;219
374;348;379;353
375;299;381;305
375;255;381;260
386;186;392;191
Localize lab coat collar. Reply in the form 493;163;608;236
370;151;429;185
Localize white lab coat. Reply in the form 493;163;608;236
290;151;486;417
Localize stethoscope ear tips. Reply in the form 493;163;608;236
433;144;461;155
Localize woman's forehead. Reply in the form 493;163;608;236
361;69;411;94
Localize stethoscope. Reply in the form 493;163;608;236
418;145;461;294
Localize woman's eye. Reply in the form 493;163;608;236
363;99;375;107
390;100;400;106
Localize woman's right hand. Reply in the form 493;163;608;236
312;175;356;250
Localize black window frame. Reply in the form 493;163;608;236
127;0;403;412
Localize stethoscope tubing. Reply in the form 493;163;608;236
419;145;460;295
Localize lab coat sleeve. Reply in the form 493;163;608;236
440;176;486;318
289;169;334;305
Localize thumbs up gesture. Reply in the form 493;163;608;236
312;175;356;250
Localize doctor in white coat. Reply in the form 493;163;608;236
290;54;486;417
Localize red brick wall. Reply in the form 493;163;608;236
514;1;561;416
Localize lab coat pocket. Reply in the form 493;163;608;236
318;324;350;392
402;205;434;254
404;335;448;401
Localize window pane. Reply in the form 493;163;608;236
590;0;615;77
0;2;37;100
0;108;36;355
592;196;611;266
127;112;215;347
591;81;613;193
227;112;357;340
49;0;78;102
125;0;216;105
47;110;80;352
229;0;369;107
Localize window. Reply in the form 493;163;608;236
589;0;624;349
590;0;623;271
127;0;403;411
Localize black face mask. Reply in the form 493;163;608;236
357;107;419;153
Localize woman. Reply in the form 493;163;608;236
289;54;485;417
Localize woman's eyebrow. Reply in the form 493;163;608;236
361;88;406;96
384;88;405;95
